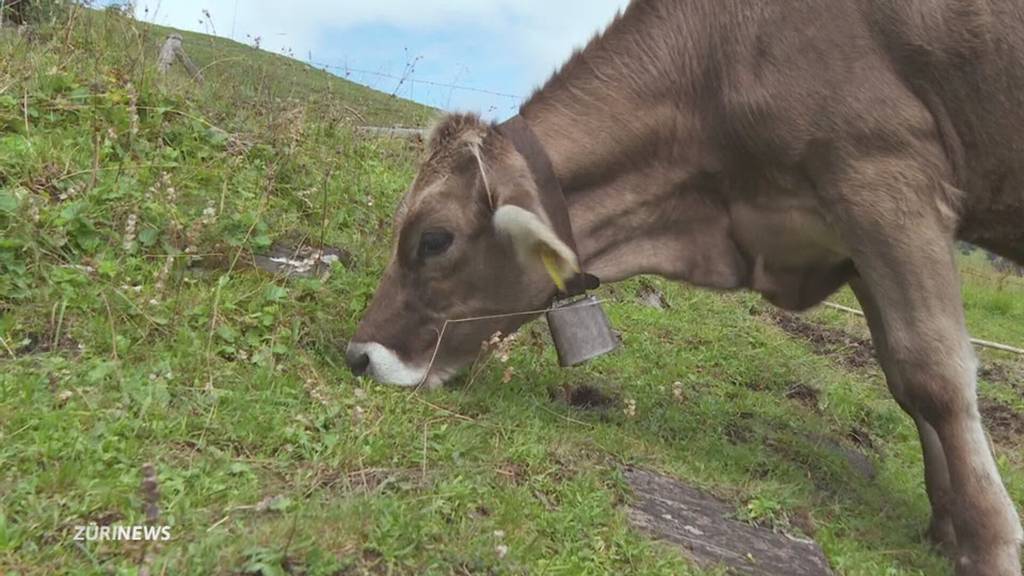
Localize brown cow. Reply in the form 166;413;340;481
347;1;1024;573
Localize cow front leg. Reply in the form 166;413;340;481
831;161;1022;575
850;278;957;554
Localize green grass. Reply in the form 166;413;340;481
2;6;1022;575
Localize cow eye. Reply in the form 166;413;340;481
418;230;454;259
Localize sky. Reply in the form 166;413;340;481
126;0;631;120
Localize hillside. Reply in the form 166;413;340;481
137;19;434;128
1;6;1022;575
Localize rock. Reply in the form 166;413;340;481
251;243;351;278
624;468;833;575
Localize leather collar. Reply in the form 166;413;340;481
496;115;598;297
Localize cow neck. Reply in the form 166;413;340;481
496;115;597;297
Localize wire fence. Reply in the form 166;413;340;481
306;59;525;116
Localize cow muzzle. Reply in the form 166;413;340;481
345;341;446;388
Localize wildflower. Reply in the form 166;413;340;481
154;255;174;294
352;405;365;424
672;381;685;402
123;213;138;251
58;184;78;202
28;197;41;222
201;201;217;224
496;333;517;363
127;84;139;137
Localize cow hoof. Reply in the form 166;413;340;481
927;516;957;557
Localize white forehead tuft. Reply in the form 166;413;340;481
467;140;494;210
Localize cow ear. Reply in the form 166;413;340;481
469;124;578;291
493;204;579;291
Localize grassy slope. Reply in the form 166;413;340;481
1;7;1022;575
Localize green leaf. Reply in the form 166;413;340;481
252;234;272;250
267;496;291;512
215;324;237;343
97;258;119;278
228;462;252;476
205;127;229;146
263;285;288;303
138;226;159;247
0;191;19;213
69;86;91;101
86;361;117;384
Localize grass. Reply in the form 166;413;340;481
1;6;1022;575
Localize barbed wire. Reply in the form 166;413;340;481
307;60;525;101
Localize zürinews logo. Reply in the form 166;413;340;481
73;524;172;542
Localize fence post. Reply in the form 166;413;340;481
157;33;204;82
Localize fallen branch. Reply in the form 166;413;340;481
823;301;1024;356
157;34;204;83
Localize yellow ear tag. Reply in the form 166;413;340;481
544;245;569;291
540;247;567;292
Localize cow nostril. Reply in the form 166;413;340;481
346;349;370;376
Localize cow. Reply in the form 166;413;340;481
346;1;1024;573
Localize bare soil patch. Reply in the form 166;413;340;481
305;466;427;496
785;383;821;411
13;331;80;357
767;311;875;369
979;362;1024;400
980;399;1024;445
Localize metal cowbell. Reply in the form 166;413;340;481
546;295;620;367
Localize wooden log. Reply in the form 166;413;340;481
157;33;204;82
822;302;1024;356
356;126;427;140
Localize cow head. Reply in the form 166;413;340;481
346;113;578;388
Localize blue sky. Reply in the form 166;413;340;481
126;0;630;120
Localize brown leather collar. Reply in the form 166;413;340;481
496;115;598;297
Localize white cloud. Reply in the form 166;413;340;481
135;0;629;89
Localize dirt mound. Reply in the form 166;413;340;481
552;383;618;409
